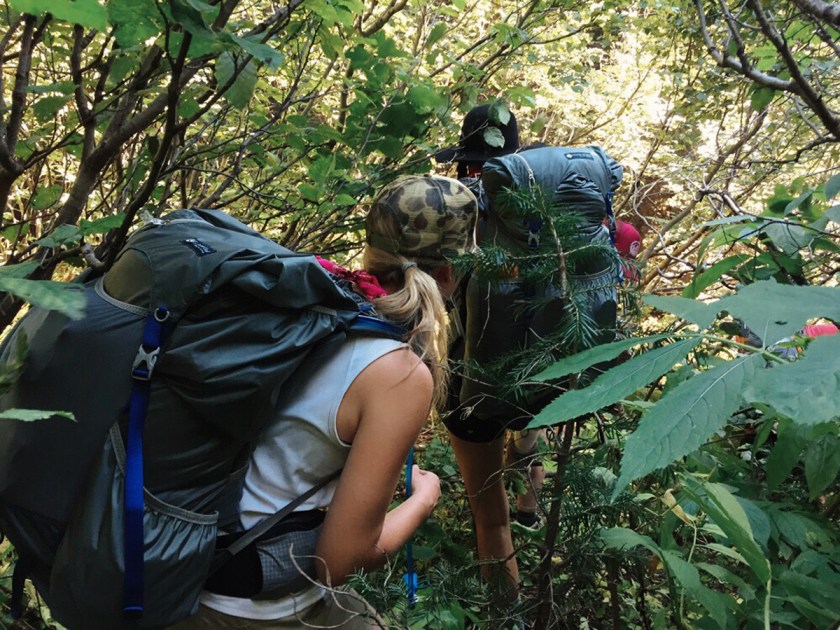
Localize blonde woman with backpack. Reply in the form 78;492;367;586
174;174;477;629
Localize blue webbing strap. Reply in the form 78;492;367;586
123;306;169;618
351;314;405;340
403;447;419;607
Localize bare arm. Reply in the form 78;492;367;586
314;348;440;585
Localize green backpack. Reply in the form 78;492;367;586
0;209;399;628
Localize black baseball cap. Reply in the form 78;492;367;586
434;104;520;164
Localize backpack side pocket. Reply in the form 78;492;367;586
49;425;218;629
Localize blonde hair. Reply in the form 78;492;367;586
363;246;449;411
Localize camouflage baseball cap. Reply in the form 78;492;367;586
366;175;477;266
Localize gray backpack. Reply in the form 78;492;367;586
460;146;624;427
0;209;399;628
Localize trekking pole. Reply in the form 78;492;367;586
403;447;419;608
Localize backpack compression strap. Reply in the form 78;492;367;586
124;306;171;619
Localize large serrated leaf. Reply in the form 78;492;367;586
528;338;700;429
531;334;679;382
764;221;812;254
715;281;840;345
644;295;718;329
743;335;840;424
613;354;759;497
683;477;771;585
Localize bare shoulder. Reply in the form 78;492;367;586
360;346;432;393
337;346;432;443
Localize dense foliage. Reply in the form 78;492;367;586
0;0;837;627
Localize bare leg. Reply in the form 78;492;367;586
449;433;519;592
506;429;547;522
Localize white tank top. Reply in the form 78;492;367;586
201;334;407;620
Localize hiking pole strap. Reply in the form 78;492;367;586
207;468;342;577
124;306;170;618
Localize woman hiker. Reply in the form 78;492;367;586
173;174;477;628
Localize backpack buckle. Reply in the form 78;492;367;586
132;345;160;381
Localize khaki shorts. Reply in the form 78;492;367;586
169;588;385;629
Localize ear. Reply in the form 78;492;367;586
430;264;457;299
431;264;454;285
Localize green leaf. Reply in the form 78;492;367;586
743;335;840;425
35;224;81;248
683;254;751;298
644;294;718;329
764;421;804;492
613;354;759;497
407;84;445;115
215;53;257;110
298;183;320;202
804;434;840;500
30;184;62;210
0;261;39;279
750;87;775;111
764;221;812;254
683;477;771;584
601;527;729;626
529;338;701;430
170;0;217;37
26;82;76;95
108;0;162;48
768;507;836;550
426;23;446;47
0;222;29;243
0;277;86;319
308;155;334;185
225;34;284;69
716;281;840;346
488;100;511;126
10;0;107;30
333;194;357;206
79;214;125;236
825;173;840;201
0;408;74;422
531;333;678;382
33;95;70;122
483;127;505;148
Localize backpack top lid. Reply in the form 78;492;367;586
477;145;623;253
104;208;360;319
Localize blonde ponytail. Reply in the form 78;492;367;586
363;246;449;410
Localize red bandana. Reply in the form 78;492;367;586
317;257;389;300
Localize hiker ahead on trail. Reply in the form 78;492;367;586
435;103;624;591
